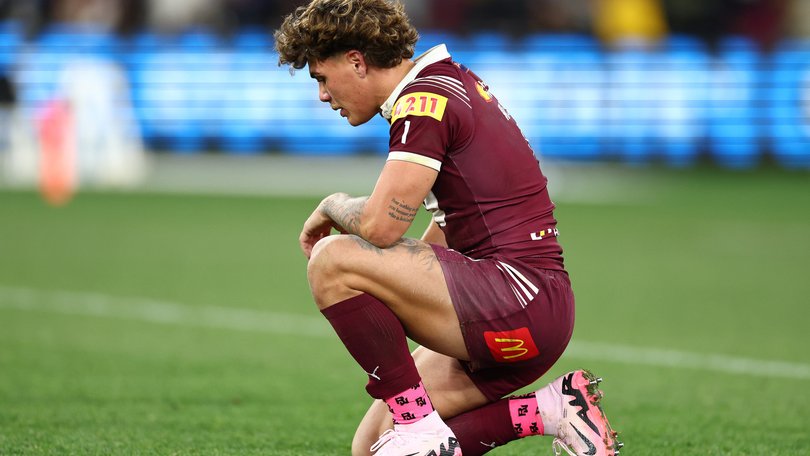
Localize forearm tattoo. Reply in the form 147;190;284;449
321;193;367;235
387;198;419;223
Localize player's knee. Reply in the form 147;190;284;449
308;233;374;270
309;235;348;275
308;236;340;283
307;235;358;303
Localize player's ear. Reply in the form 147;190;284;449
345;50;367;77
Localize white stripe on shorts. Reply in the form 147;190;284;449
497;261;539;305
499;262;540;294
496;263;531;308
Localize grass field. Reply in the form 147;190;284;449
1;165;809;455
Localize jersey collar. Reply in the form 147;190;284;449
380;44;452;121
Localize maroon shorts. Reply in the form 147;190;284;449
431;245;575;401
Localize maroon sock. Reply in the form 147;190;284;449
320;293;421;399
446;399;514;455
446;393;544;456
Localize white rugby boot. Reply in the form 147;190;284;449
370;410;462;456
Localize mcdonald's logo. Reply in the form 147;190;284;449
483;327;540;363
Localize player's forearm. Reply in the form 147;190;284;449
320;192;366;235
320;192;409;248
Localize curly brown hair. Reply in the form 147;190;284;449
274;0;419;70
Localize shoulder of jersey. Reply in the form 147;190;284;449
389;67;472;123
402;66;472;110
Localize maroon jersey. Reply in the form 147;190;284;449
380;45;564;270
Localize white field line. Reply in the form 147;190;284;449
0;285;331;338
1;284;809;381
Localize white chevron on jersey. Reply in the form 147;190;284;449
405;75;471;109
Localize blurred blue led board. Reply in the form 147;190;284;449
708;37;761;169
4;26;810;168
517;34;603;161
768;41;810;169
0;21;22;73
655;36;710;167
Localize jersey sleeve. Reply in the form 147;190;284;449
387;75;473;171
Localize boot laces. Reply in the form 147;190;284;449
370;429;427;453
552;438;577;456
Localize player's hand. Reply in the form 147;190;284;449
299;205;345;259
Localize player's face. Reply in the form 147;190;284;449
309;52;377;126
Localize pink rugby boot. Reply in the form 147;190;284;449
539;370;622;456
370;410;462;456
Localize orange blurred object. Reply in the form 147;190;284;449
37;99;76;206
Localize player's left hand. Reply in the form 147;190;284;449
299;204;345;259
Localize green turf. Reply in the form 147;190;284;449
1;166;809;455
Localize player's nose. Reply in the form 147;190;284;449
318;84;331;103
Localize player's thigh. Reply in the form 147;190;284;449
351;347;489;455
311;235;466;359
323;236;450;309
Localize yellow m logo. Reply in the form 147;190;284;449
484;327;540;363
494;338;529;360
